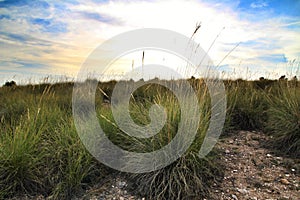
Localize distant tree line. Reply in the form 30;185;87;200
3;80;16;87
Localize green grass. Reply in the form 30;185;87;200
0;77;299;199
265;82;300;157
127;152;223;200
96;80;221;199
0;113;46;197
224;79;268;131
0;84;104;199
224;78;300;157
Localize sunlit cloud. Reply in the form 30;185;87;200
0;0;299;84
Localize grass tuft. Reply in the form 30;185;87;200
265;83;300;157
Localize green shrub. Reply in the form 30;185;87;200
99;80;223;199
128;152;222;200
224;79;268;131
0;84;105;199
0;113;46;198
47;120;99;199
265;84;300;157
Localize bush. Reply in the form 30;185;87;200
265;83;300;157
0;113;47;198
97;80;223;199
127;152;222;200
3;80;17;87
0;84;105;199
224;79;268;131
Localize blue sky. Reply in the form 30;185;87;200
0;0;299;83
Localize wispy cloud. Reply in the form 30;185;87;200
0;0;299;83
250;1;268;9
78;11;123;24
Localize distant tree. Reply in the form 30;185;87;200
279;75;286;80
3;80;16;87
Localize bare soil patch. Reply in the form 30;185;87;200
212;131;299;200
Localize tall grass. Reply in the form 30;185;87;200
0;113;46;197
127;152;222;200
0;84;104;199
96;80;222;199
265;81;300;157
0;77;299;199
44;118;100;199
224;79;268;131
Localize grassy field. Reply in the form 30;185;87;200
0;77;299;199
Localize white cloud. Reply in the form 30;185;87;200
250;1;268;9
0;0;299;82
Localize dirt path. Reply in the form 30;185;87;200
212;130;299;200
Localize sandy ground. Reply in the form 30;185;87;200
211;131;299;200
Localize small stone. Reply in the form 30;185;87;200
120;197;124;200
281;196;289;200
266;153;272;157
237;188;248;194
231;194;238;200
280;178;290;185
225;149;230;154
265;189;272;193
117;181;126;189
291;168;295;172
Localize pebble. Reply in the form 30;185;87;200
237;188;248;194
280;178;290;185
265;189;272;193
231;194;238;200
117;181;126;189
225;149;230;154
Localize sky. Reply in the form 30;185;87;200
0;0;299;83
